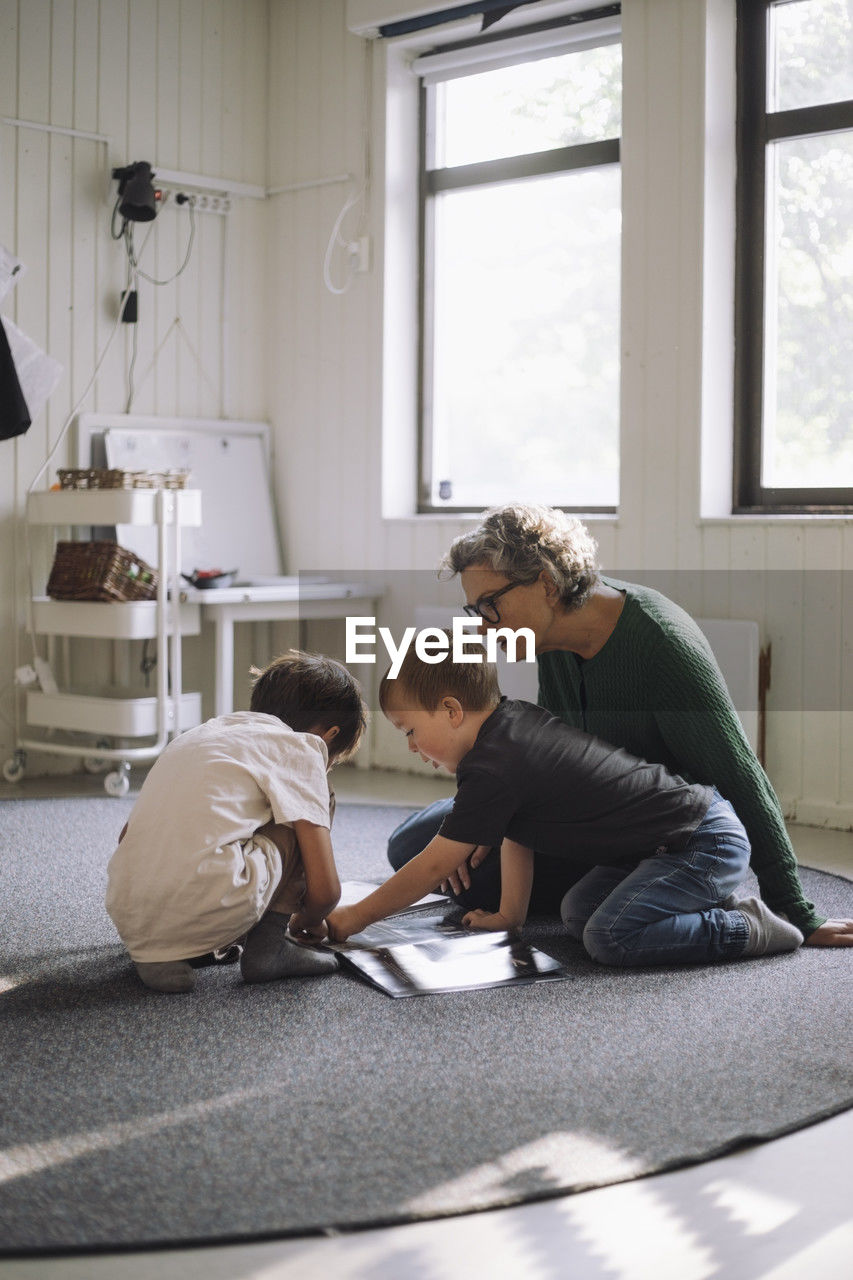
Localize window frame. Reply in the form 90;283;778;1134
734;0;853;513
415;11;622;515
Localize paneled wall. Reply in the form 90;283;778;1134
266;0;853;828
0;0;269;769
3;0;852;829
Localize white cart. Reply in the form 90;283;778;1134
4;486;202;795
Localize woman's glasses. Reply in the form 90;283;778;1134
462;581;521;625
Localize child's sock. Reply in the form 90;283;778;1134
731;896;804;956
188;944;242;968
134;960;197;993
240;911;339;983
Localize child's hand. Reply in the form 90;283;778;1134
326;905;363;943
440;845;491;895
462;908;516;932
288;911;328;941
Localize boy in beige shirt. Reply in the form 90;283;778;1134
107;651;366;992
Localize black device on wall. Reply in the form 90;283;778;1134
112;161;160;222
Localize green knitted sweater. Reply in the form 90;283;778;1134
537;577;824;937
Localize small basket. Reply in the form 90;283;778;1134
57;468;189;491
47;541;159;602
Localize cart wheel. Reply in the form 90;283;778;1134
83;740;112;774
104;769;130;798
3;751;26;783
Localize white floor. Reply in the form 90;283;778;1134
1;766;851;1280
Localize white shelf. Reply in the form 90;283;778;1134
7;481;205;786
26;690;202;737
32;598;201;639
27;487;202;527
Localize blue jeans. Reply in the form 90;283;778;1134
561;791;751;966
390;791;751;965
387;797;579;915
388;797;454;872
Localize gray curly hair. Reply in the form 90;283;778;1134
440;503;600;611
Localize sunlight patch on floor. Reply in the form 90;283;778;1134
245;1214;541;1280
755;1222;853;1279
0;973;28;994
0;1087;266;1185
556;1176;717;1280
703;1176;799;1236
404;1130;645;1216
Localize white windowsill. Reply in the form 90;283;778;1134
382;513;621;526
699;513;853;526
381;512;853;528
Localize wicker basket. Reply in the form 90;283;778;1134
47;541;159;602
57;468;189;491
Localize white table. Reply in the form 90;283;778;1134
181;581;380;719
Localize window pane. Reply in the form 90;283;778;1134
428;168;621;509
435;44;621;168
770;0;853;111
762;130;853;488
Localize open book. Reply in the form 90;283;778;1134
311;882;568;998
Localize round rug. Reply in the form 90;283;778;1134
1;798;851;1253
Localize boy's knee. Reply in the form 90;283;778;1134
255;820;297;859
388;799;454;870
255;823;304;913
582;923;625;967
560;885;591;942
387;821;416;871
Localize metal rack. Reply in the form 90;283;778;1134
4;487;202;795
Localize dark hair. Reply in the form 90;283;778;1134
250;650;368;762
378;633;500;714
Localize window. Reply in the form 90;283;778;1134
736;0;853;511
415;12;622;513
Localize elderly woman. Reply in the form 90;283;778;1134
388;503;852;947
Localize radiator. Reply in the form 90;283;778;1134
413;608;765;756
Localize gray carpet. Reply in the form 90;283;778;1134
1;795;852;1255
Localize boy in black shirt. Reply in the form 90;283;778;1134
324;647;803;965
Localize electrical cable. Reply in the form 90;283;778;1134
23;282;136;669
18;187;200;711
123;248;139;412
113;199;198;413
322;183;365;295
27;283;134;495
322;39;373;295
140;639;157;688
124;197;196;286
110;196;125;240
126;299;139;412
0;680;19;733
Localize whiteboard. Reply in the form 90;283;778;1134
76;416;284;579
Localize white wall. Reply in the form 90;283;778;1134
265;0;853;828
0;0;269;770
3;0;852;829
